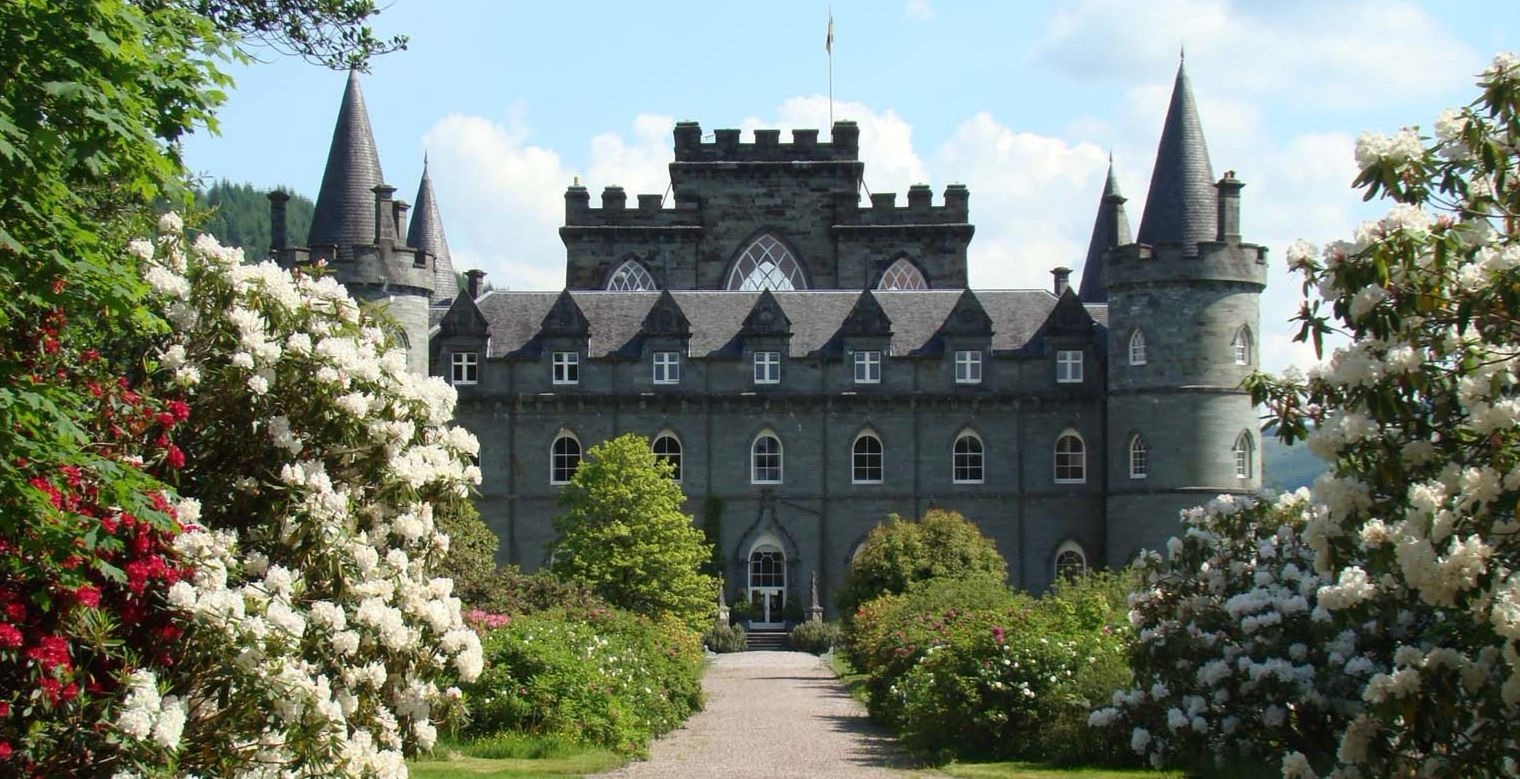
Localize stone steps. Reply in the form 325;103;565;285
744;629;789;651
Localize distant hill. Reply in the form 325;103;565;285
195;181;314;260
1263;433;1325;492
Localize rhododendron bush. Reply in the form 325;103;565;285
1096;54;1520;778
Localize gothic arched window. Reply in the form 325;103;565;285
852;431;883;484
1129;435;1148;479
551;432;581;485
652;431;682;482
953;431;984;484
1055;431;1086;484
1232;326;1254;366
1129;329;1148;365
1234;431;1255;479
726;234;807;291
607;259;658;291
752;432;783;484
877;258;929;290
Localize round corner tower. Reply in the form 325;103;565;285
1101;61;1267;564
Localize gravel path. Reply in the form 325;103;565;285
603;651;920;778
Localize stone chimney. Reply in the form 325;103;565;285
1051;267;1072;296
267;190;290;252
372;184;397;245
1215;171;1244;242
465;269;486;299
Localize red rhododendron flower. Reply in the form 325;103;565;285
0;625;20;649
73;585;100;609
166;444;184;469
167;400;190;421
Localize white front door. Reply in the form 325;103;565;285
747;545;786;629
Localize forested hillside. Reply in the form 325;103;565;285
1262;433;1324;492
195;180;313;260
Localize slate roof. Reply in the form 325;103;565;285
309;70;385;252
408;159;458;304
468;289;1099;360
1135;60;1217;251
1077;159;1132;304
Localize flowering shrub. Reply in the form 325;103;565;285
462;608;704;756
702;623;747;653
845;574;1133;764
787;620;839;654
114;218;482;776
1101;53;1520;777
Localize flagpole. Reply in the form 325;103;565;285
827;7;834;126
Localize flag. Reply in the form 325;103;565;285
826;10;834;54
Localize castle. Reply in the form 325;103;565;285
271;64;1266;623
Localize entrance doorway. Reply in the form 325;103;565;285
747;545;786;629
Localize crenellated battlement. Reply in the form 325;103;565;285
671;121;860;163
562;185;702;228
1103;239;1267;290
836;184;971;226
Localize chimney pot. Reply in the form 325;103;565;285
1051;266;1072;296
465;269;485;299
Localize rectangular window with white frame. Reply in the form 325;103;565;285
753;351;781;384
1056;349;1084;383
450;351;478;385
653;351;680;385
954;350;982;384
853;350;881;384
552;351;579;385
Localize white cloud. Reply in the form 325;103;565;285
904;0;935;22
1030;0;1478;108
744;96;930;196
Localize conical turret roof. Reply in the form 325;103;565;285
408;157;457;304
309;70;385;251
1135;59;1216;250
1077;158;1132;303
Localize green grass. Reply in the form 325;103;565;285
931;763;1178;778
827;649;871;706
406;733;625;778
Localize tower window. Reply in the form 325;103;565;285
727;234;807;291
451;351;478;385
1055;542;1087;581
1129;435;1148;479
1232;327;1253;366
552;352;580;385
877;258;928;290
653;351;680;385
1055;432;1086;483
1129;330;1147;366
1056;350;1083;383
551;433;581;484
607;259;658;291
1234;432;1254;479
753;351;781;384
853;350;881;384
852;432;883;484
653;432;682;482
752;433;783;484
953;431;984;484
954;350;982;384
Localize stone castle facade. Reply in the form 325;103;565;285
272;64;1266;623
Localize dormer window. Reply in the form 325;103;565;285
754;351;781;384
954;350;982;384
552;352;579;385
1056;350;1083;383
653;351;680;385
450;351;478;385
853;350;881;384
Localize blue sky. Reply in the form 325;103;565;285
184;0;1520;372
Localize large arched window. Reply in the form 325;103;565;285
550;432;581;484
652;431;682;482
1054;540;1088;581
877;257;929;290
1129;329;1148;366
953;431;984;484
726;234;807;291
1054;431;1086;484
1129;435;1149;479
1232;326;1253;366
1233;431;1255;479
751;432;783;484
852;431;883;484
606;258;657;291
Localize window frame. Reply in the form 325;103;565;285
952;431;984;484
552;351;580;385
450;350;479;385
1054;541;1088;581
1129;435;1148;479
1234;431;1254;479
1056;349;1084;383
853;350;882;384
954;350;983;384
1233;326;1253;366
606;258;658;291
1054;431;1086;484
653;350;681;385
652;432;683;483
751;432;783;484
550;433;581;485
1129;330;1147;366
753;351;781;385
852;431;883;484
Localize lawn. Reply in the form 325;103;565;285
406;734;625;778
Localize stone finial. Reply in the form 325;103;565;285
807;571;824;623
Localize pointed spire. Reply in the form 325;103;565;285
1077;158;1132;303
1135;59;1216;250
408;157;458;304
309;69;385;252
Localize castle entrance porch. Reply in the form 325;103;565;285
747;544;786;629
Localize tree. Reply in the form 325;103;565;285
550;434;716;633
1099;53;1520;778
196;180;314;259
837;508;1007;620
